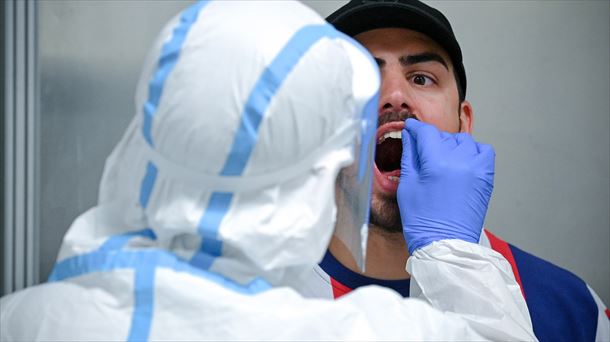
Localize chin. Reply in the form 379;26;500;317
369;194;402;233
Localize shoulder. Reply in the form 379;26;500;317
1;281;130;341
482;229;609;342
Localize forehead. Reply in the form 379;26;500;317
354;28;452;66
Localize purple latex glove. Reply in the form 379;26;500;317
398;118;495;254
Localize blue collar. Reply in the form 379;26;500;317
319;251;410;297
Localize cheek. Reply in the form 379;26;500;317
414;93;460;132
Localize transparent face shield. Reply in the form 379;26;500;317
335;93;378;272
333;35;380;272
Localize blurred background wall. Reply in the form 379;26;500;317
35;0;193;293
3;0;608;304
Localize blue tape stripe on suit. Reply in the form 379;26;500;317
192;24;341;269
139;162;158;210
193;192;232;268
127;265;156;342
139;0;211;212
49;248;271;342
47;249;270;295
220;24;339;176
98;228;157;252
142;0;210;147
132;2;211;340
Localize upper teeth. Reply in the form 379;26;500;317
378;130;401;143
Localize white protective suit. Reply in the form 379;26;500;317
0;1;536;341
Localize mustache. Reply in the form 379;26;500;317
377;110;417;127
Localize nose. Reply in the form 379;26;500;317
379;71;411;113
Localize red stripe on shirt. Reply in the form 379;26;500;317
484;230;526;299
330;277;352;299
605;308;610;319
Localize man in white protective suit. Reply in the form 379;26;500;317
0;1;537;340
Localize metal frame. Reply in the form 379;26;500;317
3;0;39;296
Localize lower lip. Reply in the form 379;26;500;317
373;164;400;195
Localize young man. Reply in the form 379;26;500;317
298;1;610;341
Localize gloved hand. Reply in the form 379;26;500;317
398;118;495;255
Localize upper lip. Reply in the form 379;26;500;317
376;121;405;143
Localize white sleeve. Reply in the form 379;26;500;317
407;239;535;340
331;239;537;341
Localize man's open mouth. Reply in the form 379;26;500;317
373;122;404;193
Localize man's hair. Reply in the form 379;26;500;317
327;0;467;102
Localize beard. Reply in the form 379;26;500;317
369;109;413;234
336;167;403;234
369;193;402;233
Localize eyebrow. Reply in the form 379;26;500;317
374;53;449;70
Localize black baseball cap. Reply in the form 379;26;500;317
327;0;467;98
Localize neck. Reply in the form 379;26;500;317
328;225;410;280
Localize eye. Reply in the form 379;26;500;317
411;74;434;86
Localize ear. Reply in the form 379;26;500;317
459;100;473;133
